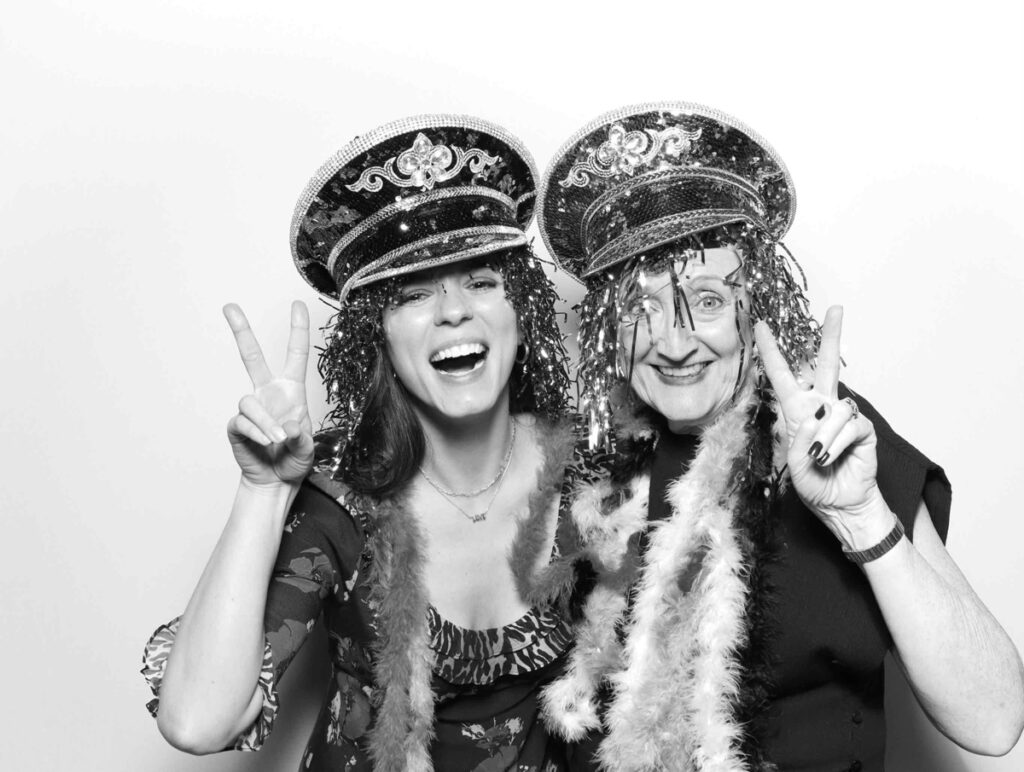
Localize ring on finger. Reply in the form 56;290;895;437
841;396;859;420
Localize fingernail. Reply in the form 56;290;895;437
816;451;830;466
808;441;822;460
814;405;826;420
273;427;287;443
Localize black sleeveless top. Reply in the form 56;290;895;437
641;387;951;772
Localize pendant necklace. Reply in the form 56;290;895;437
419;419;517;523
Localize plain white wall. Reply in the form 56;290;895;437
2;1;1021;769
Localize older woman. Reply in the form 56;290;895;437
537;103;1024;771
141;116;585;771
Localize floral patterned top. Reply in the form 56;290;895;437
142;421;585;772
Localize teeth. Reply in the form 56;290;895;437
657;362;707;377
430;343;486;363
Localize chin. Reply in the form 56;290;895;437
430;382;511;422
641;392;728;433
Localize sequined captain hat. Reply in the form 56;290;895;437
291;114;538;303
537;101;796;281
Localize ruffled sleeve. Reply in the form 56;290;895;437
140;472;362;751
841;384;952;542
140;616;279;751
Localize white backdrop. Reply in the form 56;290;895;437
2;1;1022;769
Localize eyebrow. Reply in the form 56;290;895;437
401;263;500;284
629;272;741;297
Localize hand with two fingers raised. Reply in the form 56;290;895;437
754;306;894;550
224;301;314;488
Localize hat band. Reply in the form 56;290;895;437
581;167;762;242
582;173;767;261
326;186;518;277
339;225;526;302
584;210;760;277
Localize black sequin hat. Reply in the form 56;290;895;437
537;101;795;282
291;114;538;303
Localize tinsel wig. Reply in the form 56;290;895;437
316;244;570;488
575;222;819;448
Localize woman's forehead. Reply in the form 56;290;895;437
630;246;742;287
401;258;501;285
662;246;741;277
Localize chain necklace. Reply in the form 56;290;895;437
418;419;517;523
419;419;517;497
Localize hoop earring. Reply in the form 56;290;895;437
515;342;530;365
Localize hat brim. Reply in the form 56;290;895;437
339;227;528;301
537;101;795;283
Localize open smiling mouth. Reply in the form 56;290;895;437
430;343;488;375
654;362;709;378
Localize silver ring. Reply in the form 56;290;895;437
842;397;859;419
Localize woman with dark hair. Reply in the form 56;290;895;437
142;116;583;771
536;103;1024;770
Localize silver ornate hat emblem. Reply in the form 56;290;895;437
559;123;702;188
346;133;501;193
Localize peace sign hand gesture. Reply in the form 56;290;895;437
224;301;315;489
754;306;893;549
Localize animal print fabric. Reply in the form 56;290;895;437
428;604;573;685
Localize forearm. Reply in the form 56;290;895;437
156;478;299;752
864;506;1024;754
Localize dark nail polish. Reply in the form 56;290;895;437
808;441;822;459
817;451;830;466
814;404;826;420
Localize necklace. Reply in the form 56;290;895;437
419;419;517;497
419;419;517;523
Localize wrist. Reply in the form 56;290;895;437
238;475;299;496
236;477;300;525
832;488;896;552
843;517;905;565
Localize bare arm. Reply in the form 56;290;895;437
755;308;1024;754
865;500;1024;754
155;302;314;753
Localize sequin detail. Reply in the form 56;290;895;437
346;132;501;192
559;123;702;188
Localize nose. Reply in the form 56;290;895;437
651;314;696;360
433;281;472;325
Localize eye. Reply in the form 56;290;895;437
693;291;725;312
395;287;431;306
625;298;646;318
466;271;502;292
621;295;661;323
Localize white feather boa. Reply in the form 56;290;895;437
544;391;783;771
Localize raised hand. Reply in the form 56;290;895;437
754;307;891;547
224;301;314;488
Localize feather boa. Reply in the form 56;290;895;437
352;418;577;771
543;386;787;771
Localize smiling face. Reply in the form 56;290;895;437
617;246;751;433
383;262;520;425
